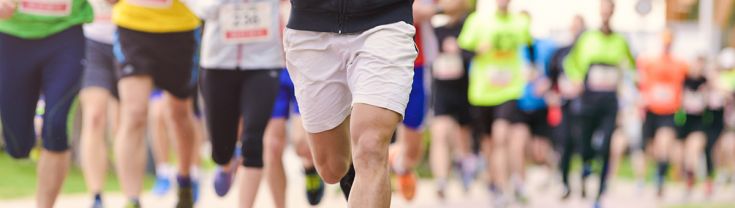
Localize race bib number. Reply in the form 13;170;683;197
487;68;513;87
649;85;674;104
432;53;464;80
127;0;172;9
19;0;72;17
587;65;620;92
683;90;705;114
219;2;273;44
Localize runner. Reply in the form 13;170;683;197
458;0;534;206
0;0;92;208
149;91;204;202
111;0;201;206
674;55;707;198
430;0;476;199
637;29;688;198
284;0;417;206
549;14;586;200
79;0;117;207
563;0;636;206
198;0;283;207
389;0;435;202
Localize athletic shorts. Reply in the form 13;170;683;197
677;114;705;139
471;100;521;135
271;68;300;119
82;38;119;98
284;22;418;133
403;66;426;130
432;73;471;125
518;108;552;139
114;27;196;99
0;25;84;158
642;111;676;142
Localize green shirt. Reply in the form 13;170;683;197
563;30;636;83
0;0;93;39
458;12;532;107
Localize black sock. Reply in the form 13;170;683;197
305;167;317;175
657;161;669;183
177;175;192;188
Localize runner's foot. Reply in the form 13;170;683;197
175;187;194;208
91;194;103;208
397;171;418;201
213;166;236;197
124;199;141;208
305;168;325;205
340;165;356;200
151;176;171;196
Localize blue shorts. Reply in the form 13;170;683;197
0;26;85;157
271;69;300;118
403;67;426;130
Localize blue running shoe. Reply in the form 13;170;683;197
213;167;235;197
151;176;171;196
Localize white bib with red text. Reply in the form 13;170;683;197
219;2;273;44
19;0;72;17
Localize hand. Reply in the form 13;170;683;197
0;0;16;20
533;77;551;96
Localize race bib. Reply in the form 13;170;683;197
587;65;620;92
487;68;513;87
127;0;173;9
432;53;464;80
19;0;72;17
683;90;706;114
649;84;674;105
219;2;273;44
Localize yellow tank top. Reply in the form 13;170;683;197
113;0;200;33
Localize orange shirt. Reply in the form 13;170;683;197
637;55;688;115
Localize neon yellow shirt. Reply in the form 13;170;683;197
458;12;532;106
113;0;199;33
563;30;635;83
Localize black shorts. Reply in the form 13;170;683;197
642;111;676;142
518;108;552;139
471;100;521;135
433;77;471;125
677;114;705;139
115;27;197;99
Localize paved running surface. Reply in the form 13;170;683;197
2;148;735;208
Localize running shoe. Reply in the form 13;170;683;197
91;198;103;208
192;179;200;203
304;170;325;205
560;185;571;200
340;165;356;200
581;164;592;199
397;171;418;201
213;166;235;197
151;176;171;196
460;156;478;191
175;187;194;208
124;199;141;208
490;187;508;208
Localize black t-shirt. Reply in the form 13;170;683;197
684;76;707;91
433;15;474;65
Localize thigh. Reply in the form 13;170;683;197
240;70;281;135
39;27;85;152
348;22;417;123
284;29;351;134
0;34;43;158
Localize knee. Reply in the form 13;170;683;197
264;136;286;160
165;101;191;122
353;131;391;170
83;108;107;130
121;104;148;129
313;156;349;184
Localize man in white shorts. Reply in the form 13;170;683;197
284;0;417;206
